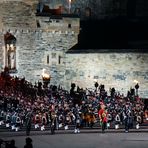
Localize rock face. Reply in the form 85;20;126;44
0;0;148;97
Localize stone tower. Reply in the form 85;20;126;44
0;0;80;86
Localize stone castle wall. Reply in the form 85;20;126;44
0;0;79;86
0;0;148;97
65;53;148;98
0;25;79;85
15;28;78;85
0;1;37;29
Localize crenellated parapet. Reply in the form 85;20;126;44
0;28;78;36
0;12;79;36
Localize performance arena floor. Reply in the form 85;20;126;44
0;129;148;148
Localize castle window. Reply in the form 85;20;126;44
56;20;60;23
36;20;41;28
47;55;49;64
68;24;72;28
58;55;61;64
4;32;17;73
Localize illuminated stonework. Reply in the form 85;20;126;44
0;0;148;98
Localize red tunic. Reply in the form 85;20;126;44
98;109;108;123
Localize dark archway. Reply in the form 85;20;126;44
4;32;17;73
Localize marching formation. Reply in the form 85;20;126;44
0;68;148;135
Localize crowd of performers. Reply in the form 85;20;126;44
0;68;148;135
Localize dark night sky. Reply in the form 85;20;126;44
75;18;148;50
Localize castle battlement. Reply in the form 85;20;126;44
0;28;77;36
